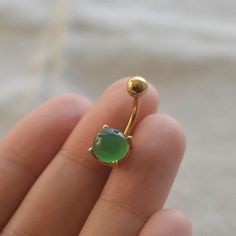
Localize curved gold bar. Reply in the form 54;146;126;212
124;96;140;136
124;76;148;136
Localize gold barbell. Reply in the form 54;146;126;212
88;76;148;167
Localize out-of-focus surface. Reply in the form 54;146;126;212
0;0;235;235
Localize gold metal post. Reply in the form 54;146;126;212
124;76;148;136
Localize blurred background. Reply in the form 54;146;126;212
0;0;235;235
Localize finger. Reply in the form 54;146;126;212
0;94;91;229
2;78;159;236
80;113;186;236
139;209;192;236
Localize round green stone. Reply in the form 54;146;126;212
93;128;129;163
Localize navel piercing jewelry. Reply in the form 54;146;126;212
88;76;148;167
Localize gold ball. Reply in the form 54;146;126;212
127;76;148;97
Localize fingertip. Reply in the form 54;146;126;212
156;113;186;160
133;113;186;166
2;93;92;175
163;209;192;235
139;208;192;236
42;93;92;117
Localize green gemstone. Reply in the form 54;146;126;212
92;128;129;163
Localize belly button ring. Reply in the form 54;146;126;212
88;76;148;167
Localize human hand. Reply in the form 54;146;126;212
0;78;192;236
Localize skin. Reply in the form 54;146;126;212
0;78;192;236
